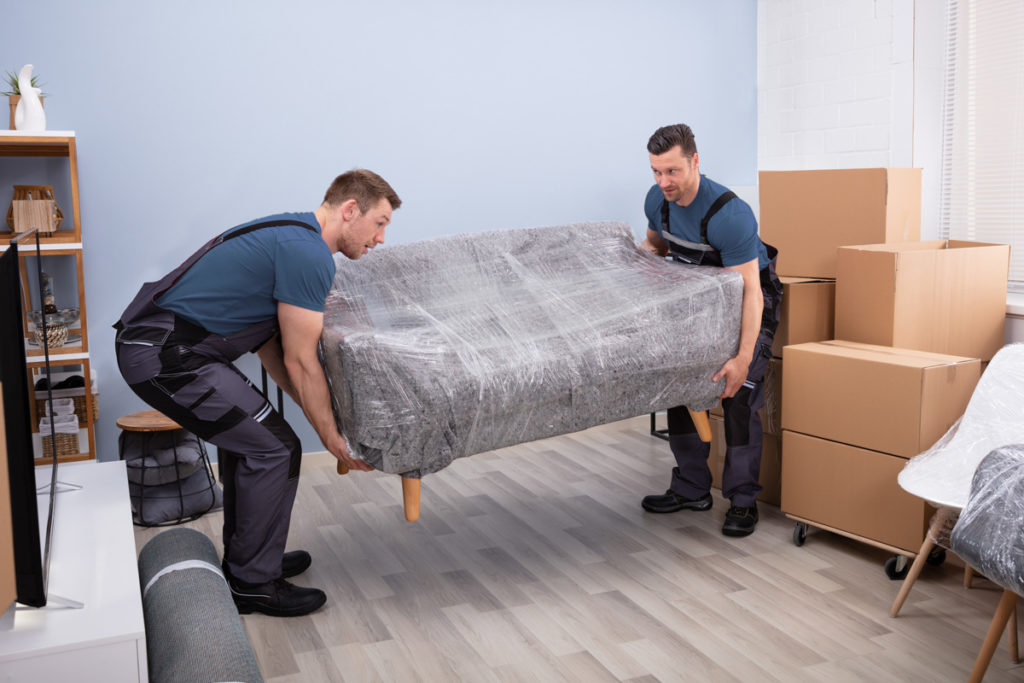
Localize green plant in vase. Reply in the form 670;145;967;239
2;69;46;97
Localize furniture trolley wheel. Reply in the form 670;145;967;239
885;555;910;580
793;522;808;547
926;547;947;566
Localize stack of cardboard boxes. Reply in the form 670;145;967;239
756;168;1009;554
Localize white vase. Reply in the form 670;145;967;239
14;64;46;132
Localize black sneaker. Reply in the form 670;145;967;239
282;550;312;579
641;490;713;514
722;504;758;537
230;577;327;617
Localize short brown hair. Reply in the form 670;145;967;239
323;169;402;212
647;124;698;157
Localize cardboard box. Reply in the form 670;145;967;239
782;341;980;458
709;357;781;435
835;240;1010;361
709;415;781;506
773;277;835;358
781;430;932;553
759;168;921;278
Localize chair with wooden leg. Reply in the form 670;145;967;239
948;444;1024;682
890;344;1024;617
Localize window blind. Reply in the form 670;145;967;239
939;0;1024;290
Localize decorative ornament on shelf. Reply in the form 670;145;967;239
40;271;57;314
28;305;79;349
3;64;46;131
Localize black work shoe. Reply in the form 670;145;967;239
722;504;758;537
282;550;312;579
230;577;327;617
641;490;713;514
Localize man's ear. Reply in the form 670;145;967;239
340;198;361;222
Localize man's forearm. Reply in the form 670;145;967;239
256;336;299;403
735;281;764;363
285;353;345;452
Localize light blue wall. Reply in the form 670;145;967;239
1;0;756;461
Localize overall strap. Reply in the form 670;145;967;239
165;219;319;294
218;218;317;244
699;191;737;244
114;218;321;333
660;190;737;247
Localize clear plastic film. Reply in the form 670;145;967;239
319;221;743;477
950;444;1024;595
898;343;1024;545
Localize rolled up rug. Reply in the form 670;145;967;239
138;528;263;683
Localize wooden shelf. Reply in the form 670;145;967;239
0;131;75;157
0;131;81;246
1;131;94;460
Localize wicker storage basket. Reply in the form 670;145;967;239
40;414;80;457
6;185;64;231
35;392;98;424
34;370;99;424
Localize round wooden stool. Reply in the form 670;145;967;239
116;409;181;433
117;409;218;527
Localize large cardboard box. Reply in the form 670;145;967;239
772;277;835;358
781;430;932;553
759;168;921;278
709;415;781;506
835;240;1010;361
710;357;781;435
782;341;980;458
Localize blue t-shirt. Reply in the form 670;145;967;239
156;212;335;336
644;176;768;269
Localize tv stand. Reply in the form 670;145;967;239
0;460;147;682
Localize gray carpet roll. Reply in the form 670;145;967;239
138;528;263;683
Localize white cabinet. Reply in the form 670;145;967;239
0;460;147;682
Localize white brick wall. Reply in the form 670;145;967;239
758;0;945;239
757;0;912;171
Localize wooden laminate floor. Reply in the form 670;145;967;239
134;416;1024;682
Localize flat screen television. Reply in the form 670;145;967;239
0;241;47;607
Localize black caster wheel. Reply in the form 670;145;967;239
793;522;808;547
926;547;947;566
885;555;910;580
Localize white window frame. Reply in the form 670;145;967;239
939;0;1024;293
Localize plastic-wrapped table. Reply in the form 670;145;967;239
320;221;743;519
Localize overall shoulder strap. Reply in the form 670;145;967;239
219;218;318;244
699;191;737;244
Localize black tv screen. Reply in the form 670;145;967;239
0;243;46;607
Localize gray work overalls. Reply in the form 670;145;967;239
114;219;317;583
659;193;783;508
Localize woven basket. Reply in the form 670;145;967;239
39;423;79;456
35;392;98;424
41;431;79;457
6;185;64;230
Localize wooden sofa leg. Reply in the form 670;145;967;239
337;461;350;475
688;409;712;443
402;477;421;522
969;589;1018;683
965;564;975;589
1010;601;1019;663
